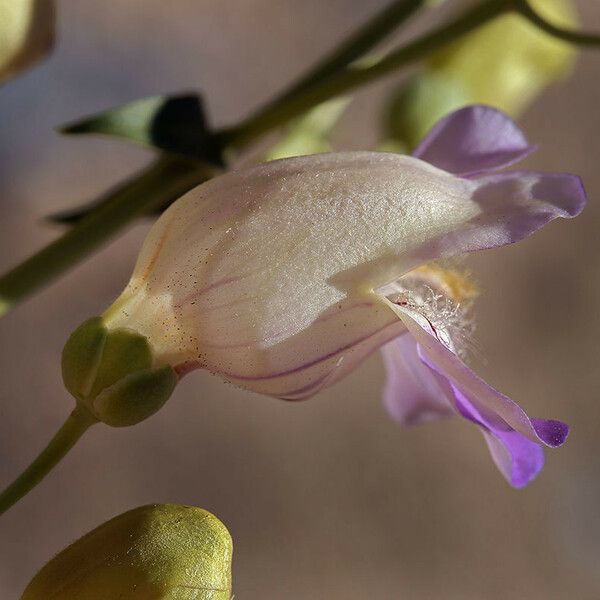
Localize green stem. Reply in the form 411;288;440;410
0;2;428;319
255;0;425;109
0;0;539;317
219;0;508;148
0;156;213;317
515;0;600;46
0;406;96;516
0;0;597;318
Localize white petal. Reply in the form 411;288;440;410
104;152;581;397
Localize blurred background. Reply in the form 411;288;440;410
1;1;599;598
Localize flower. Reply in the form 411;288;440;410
382;0;578;151
20;504;233;599
0;0;55;82
100;105;585;486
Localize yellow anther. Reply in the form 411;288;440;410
410;264;479;306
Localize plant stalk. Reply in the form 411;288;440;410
0;156;212;317
255;0;425;108
4;0;595;316
219;0;509;148
515;0;600;46
0;406;96;516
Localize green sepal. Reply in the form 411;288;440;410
93;366;177;428
62;317;178;427
59;93;224;165
61;317;108;400
88;328;153;399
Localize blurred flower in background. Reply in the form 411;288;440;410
382;0;579;151
266;98;350;160
0;0;55;82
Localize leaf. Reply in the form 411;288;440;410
45;182;183;225
46;154;215;226
59;93;224;164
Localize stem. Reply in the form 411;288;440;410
0;0;532;317
0;0;597;317
515;0;600;46
0;156;212;317
256;0;425;109
0;406;96;516
219;0;509;148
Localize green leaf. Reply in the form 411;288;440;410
45;155;214;226
59;93;224;164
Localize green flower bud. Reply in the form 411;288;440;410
266;97;349;161
20;504;233;600
0;0;55;82
383;0;578;150
62;317;177;427
383;71;470;152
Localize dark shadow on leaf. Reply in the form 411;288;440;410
60;93;224;164
150;95;224;164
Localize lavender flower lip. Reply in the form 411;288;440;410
383;105;581;487
99;105;586;487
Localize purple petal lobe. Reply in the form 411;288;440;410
383;300;570;487
532;418;569;448
422;170;587;262
482;429;545;489
450;382;547;488
395;306;568;448
381;333;454;425
414;344;548;487
412;105;536;176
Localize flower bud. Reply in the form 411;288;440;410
62;317;177;427
0;0;55;82
383;71;470;153
266;97;349;161
383;0;578;150
20;504;233;599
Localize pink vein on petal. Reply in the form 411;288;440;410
279;366;341;400
175;317;401;382
314;301;375;323
174;275;243;308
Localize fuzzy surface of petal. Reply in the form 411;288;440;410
425;170;586;261
104;151;584;398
